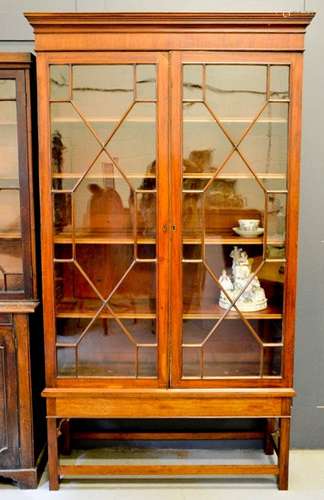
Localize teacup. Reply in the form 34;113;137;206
238;219;260;232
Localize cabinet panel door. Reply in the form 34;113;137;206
39;52;169;387
170;52;301;388
0;323;19;468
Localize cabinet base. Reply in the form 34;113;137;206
0;468;38;489
0;447;47;489
43;389;293;490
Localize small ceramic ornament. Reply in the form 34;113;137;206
219;246;267;312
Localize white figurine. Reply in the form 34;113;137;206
219;246;267;312
219;269;234;292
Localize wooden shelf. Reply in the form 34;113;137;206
56;311;156;319
54;231;284;246
183;172;286;180
183;304;282;320
55;301;281;320
0;177;20;190
50;117;287;124
56;300;155;319
183;234;285;246
52;172;156;180
52;172;285;181
0;231;22;240
54;232;156;245
184;118;288;124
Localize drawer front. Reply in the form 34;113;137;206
0;325;19;468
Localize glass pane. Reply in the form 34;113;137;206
0;101;19;177
0;188;21;234
183;192;203;240
267;193;286;240
52;63;158;379
249;319;283;343
270;66;289;100
54;243;73;260
77;317;136;377
54;261;103;315
203;320;262;377
258;262;285;313
74;169;133;237
57;346;76;377
181;62;289;380
106;102;156;179
126;318;157;377
138;243;156;260
50;65;69;100
73;65;134;142
183;103;233;174
263;347;282;376
183;65;203;100
74;244;133;300
206;65;267;143
0;87;23;293
56;316;157;378
53;192;72;236
0;238;23;292
51;102;100;182
138;347;157;377
0;79;16;99
183;262;219;315
182;319;262;377
137;191;156;239
204;153;266;241
136;65;156;100
109;262;156;316
183;349;201;378
239;102;288;176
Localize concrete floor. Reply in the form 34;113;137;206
0;449;324;499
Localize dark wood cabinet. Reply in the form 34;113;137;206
26;12;314;490
0;53;45;489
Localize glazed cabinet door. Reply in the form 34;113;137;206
0;317;19;468
38;53;169;387
170;52;302;387
0;70;34;299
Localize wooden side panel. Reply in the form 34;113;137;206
282;53;304;387
0;325;19;468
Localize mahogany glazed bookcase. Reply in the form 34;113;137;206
26;12;314;490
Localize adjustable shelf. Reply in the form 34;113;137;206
54;231;284;246
55;301;281;321
52;172;286;180
183;303;283;320
0;231;22;240
56;299;156;319
50;117;288;124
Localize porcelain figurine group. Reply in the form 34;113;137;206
219;246;267;312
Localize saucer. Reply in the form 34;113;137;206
233;227;264;238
